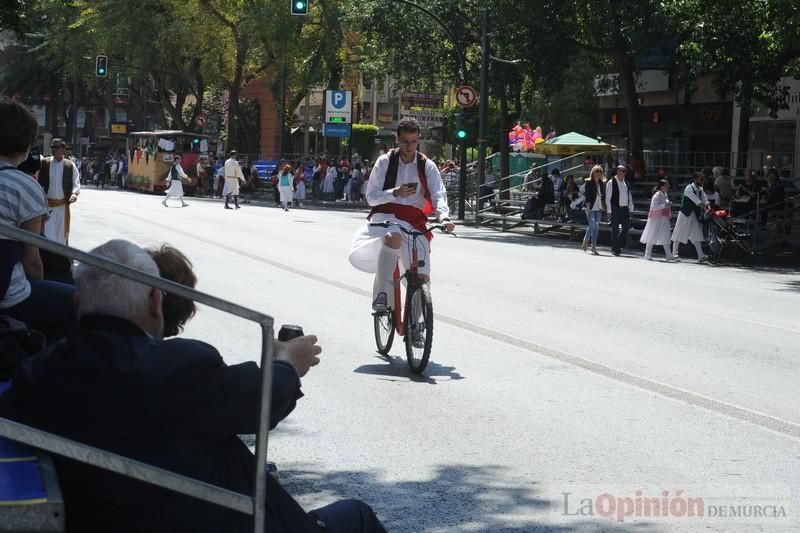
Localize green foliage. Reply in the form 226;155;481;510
674;0;800;114
350;123;378;159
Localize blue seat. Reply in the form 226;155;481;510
0;380;65;531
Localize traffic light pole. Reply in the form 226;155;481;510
458;138;467;220
475;10;490;225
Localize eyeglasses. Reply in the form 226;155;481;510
397;139;419;147
617;169;626;173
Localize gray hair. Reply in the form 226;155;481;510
712;166;723;177
74;239;160;320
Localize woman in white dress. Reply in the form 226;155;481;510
671;171;709;261
640;179;677;261
322;164;336;200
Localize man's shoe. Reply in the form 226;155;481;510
372;292;388;312
181;203;189;208
224;205;232;209
409;324;426;349
698;255;709;263
666;256;681;262
161;201;167;207
612;250;621;256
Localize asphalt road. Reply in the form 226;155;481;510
70;189;800;532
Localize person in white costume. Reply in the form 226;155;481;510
38;138;81;245
640;179;678;261
671;171;710;262
223;151;244;209
162;155;189;207
349;117;454;313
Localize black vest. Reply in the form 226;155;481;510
382;149;427;190
39;157;74;198
610;178;630;207
680;184;703;218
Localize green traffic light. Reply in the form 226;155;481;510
98;68;105;75
193;138;200;144
291;0;307;14
457;130;467;139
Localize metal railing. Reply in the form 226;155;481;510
0;225;276;533
475;152;593;221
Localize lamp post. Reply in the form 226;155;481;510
475;9;490;224
392;0;471;220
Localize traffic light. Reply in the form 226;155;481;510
290;0;308;15
192;137;200;146
95;55;108;77
455;113;468;141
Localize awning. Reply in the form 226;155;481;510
536;131;613;155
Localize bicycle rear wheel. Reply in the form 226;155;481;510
404;284;433;373
373;310;394;355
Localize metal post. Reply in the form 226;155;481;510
278;64;287;160
475;9;490;225
303;93;311;156
458;139;467;220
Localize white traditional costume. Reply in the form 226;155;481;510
671;182;709;260
162;161;188;207
640;190;675;260
41;156;81;245
349;150;450;311
223;157;243;197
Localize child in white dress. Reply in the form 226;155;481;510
640;179;677;261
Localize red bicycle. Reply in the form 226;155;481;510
369;220;454;373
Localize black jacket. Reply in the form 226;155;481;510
0;315;321;533
584;180;605;210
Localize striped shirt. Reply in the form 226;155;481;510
0;162;48;308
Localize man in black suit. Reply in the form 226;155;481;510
0;239;385;533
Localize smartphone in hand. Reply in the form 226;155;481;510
406;182;418;191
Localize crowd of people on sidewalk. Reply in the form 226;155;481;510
516;159;793;261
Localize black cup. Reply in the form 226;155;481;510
278;325;304;341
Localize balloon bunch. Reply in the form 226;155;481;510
508;123;545;152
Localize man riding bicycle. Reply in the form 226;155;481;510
349;117;455;314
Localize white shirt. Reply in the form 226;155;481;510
366;152;450;222
224;157;243;180
605;177;633;213
684;183;709;207
46;157;81;200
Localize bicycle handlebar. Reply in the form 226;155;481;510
369;220;457;237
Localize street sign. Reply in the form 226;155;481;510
323;123;352;137
401;91;444;109
400;108;444;129
325;90;352;124
455;85;478;108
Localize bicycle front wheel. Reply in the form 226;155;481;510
374;310;395;355
404;284;433;373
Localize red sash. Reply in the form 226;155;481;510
368;203;434;242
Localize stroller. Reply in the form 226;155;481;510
707;209;754;263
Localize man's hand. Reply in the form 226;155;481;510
69;194;78;203
441;219;455;233
392;183;416;198
275;335;321;377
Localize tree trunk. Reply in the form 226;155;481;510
616;39;643;176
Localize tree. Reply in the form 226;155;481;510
674;0;800;152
